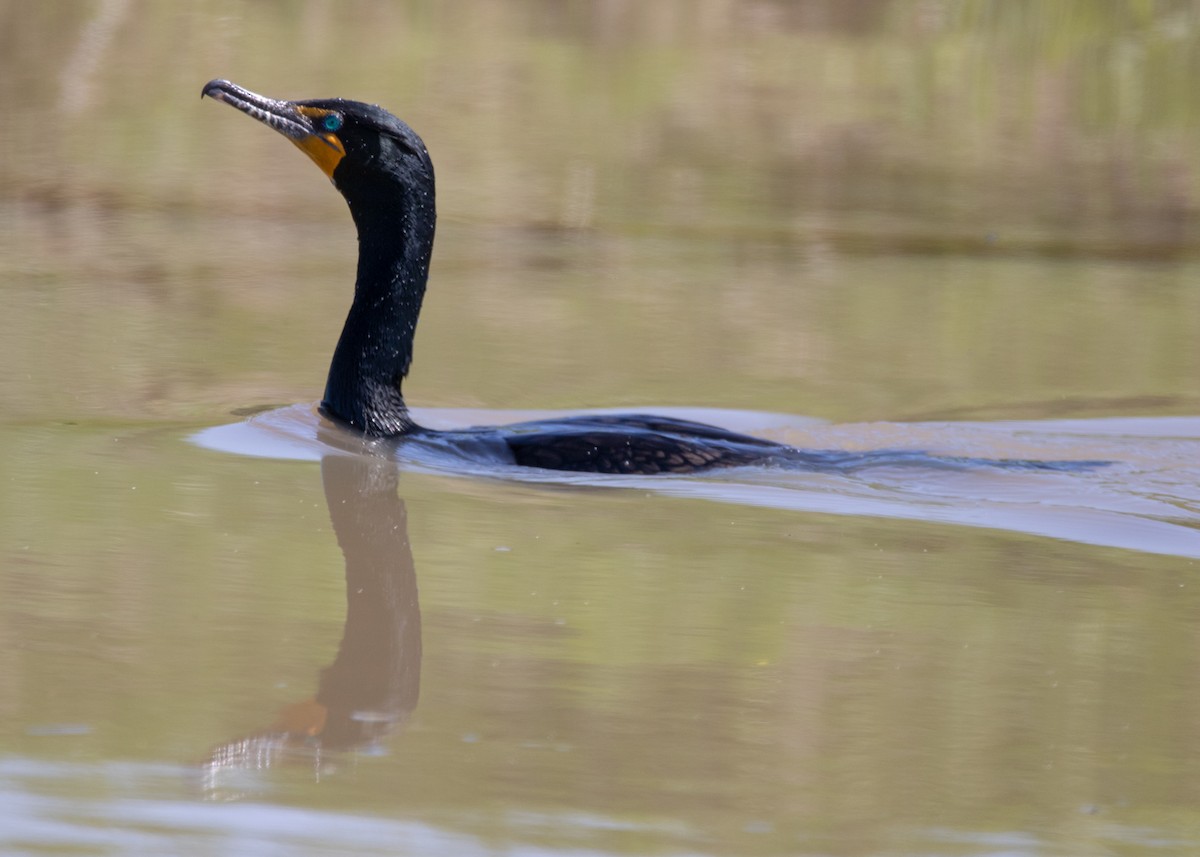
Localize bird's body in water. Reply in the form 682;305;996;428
201;80;1102;476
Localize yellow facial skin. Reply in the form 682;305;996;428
293;106;346;179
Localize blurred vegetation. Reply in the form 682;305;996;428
5;0;1200;249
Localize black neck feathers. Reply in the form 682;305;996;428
321;139;436;436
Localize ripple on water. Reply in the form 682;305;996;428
192;405;1200;560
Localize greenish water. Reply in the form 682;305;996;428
3;2;1200;855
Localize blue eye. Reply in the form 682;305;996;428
321;114;342;132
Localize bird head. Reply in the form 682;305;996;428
201;79;434;206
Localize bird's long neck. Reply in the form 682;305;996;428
322;177;435;436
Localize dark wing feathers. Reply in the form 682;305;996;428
505;427;774;474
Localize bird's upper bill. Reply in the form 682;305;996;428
202;79;345;179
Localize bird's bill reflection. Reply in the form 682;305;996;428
202;446;420;796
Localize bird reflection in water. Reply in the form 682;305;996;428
202;437;420;798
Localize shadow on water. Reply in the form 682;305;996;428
203;440;422;797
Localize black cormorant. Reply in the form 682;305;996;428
201;80;1099;476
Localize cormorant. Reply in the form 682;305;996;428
201;80;1098;476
